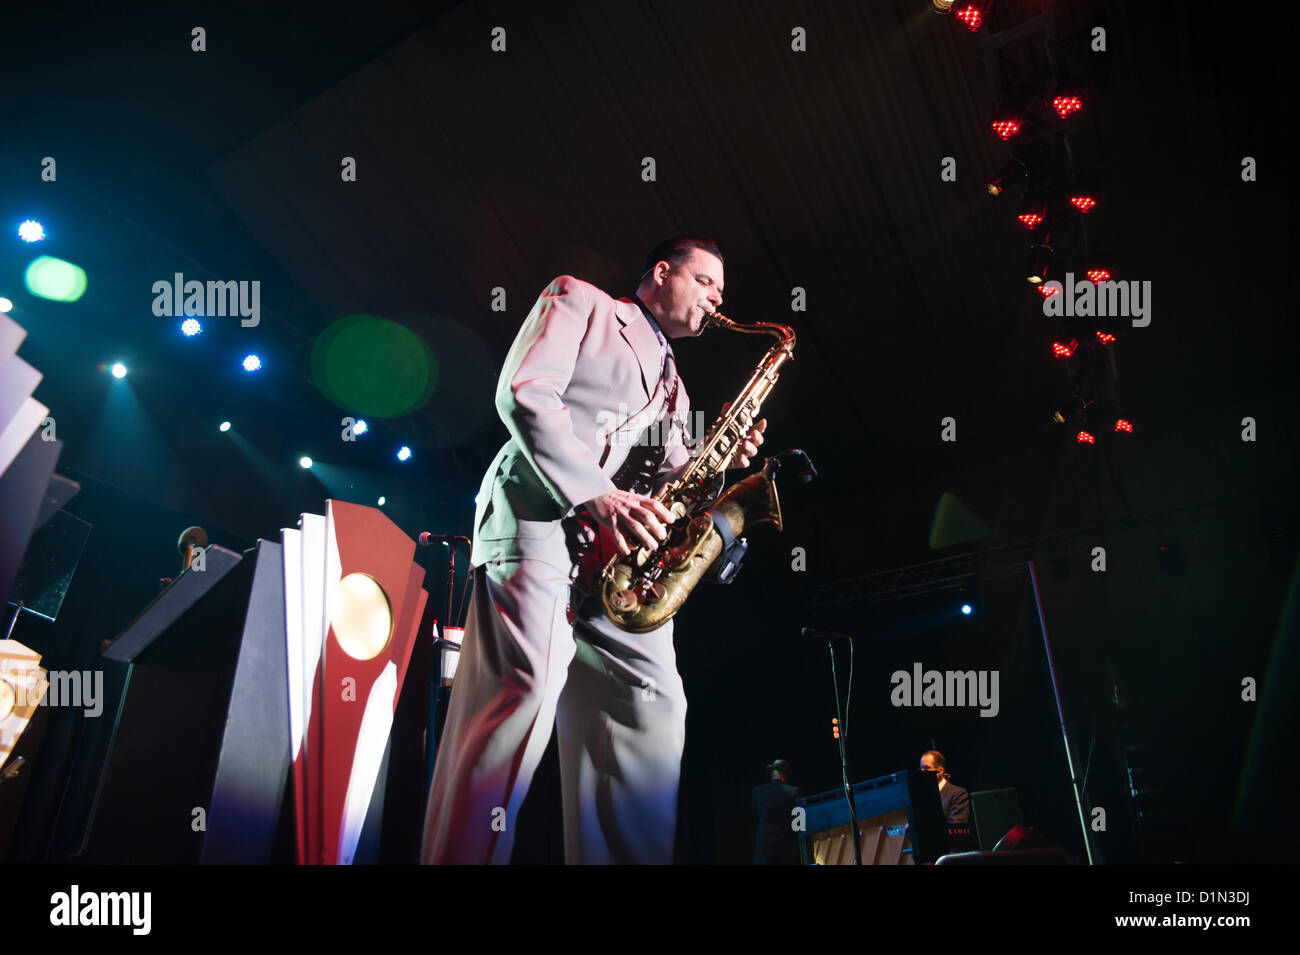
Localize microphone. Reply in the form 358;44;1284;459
770;449;818;483
178;526;207;571
788;448;818;483
419;532;470;547
802;627;851;640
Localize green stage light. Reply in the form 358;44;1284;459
24;256;87;302
311;315;437;417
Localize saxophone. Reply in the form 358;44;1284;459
599;310;796;633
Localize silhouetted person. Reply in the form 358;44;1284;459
920;750;970;824
752;759;801;864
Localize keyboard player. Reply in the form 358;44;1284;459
920;750;970;824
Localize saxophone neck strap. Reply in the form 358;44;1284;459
705;508;748;585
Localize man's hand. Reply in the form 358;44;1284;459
585;489;677;556
734;417;767;468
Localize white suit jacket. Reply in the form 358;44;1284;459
470;275;694;572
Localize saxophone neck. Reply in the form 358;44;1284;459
704;310;795;347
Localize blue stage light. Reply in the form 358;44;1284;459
181;318;202;337
961;604;973;615
0;297;13;313
219;421;232;432
377;496;386;506
111;362;127;379
242;354;262;372
396;445;412;462
354;419;368;435
18;220;45;242
299;456;313;469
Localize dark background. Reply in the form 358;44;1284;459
1;0;1294;863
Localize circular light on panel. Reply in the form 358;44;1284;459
0;679;15;720
331;573;393;661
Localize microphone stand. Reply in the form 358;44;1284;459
825;636;863;866
1028;559;1098;864
426;536;468;793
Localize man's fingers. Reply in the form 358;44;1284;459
631;522;660;551
612;527;631;556
632;504;669;540
648;500;675;524
617;512;659;551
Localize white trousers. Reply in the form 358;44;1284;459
420;558;688;864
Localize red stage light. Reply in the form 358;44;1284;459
1017;211;1044;229
1096;331;1116;345
1038;283;1059;299
1070;195;1096;213
1052;340;1077;358
991;118;1021;140
1076;430;1096;444
1114;419;1133;433
955;4;984;31
1085;269;1111;283
1052;95;1083;118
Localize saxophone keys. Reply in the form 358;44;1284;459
610;589;639;613
644;582;667;604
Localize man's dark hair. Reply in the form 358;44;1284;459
641;235;724;280
922;750;947;772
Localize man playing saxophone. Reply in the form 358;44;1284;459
421;236;767;864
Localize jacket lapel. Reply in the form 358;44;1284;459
616;299;661;398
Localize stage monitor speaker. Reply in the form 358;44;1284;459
85;539;290;863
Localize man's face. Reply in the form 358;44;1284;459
920;754;942;784
645;248;724;339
